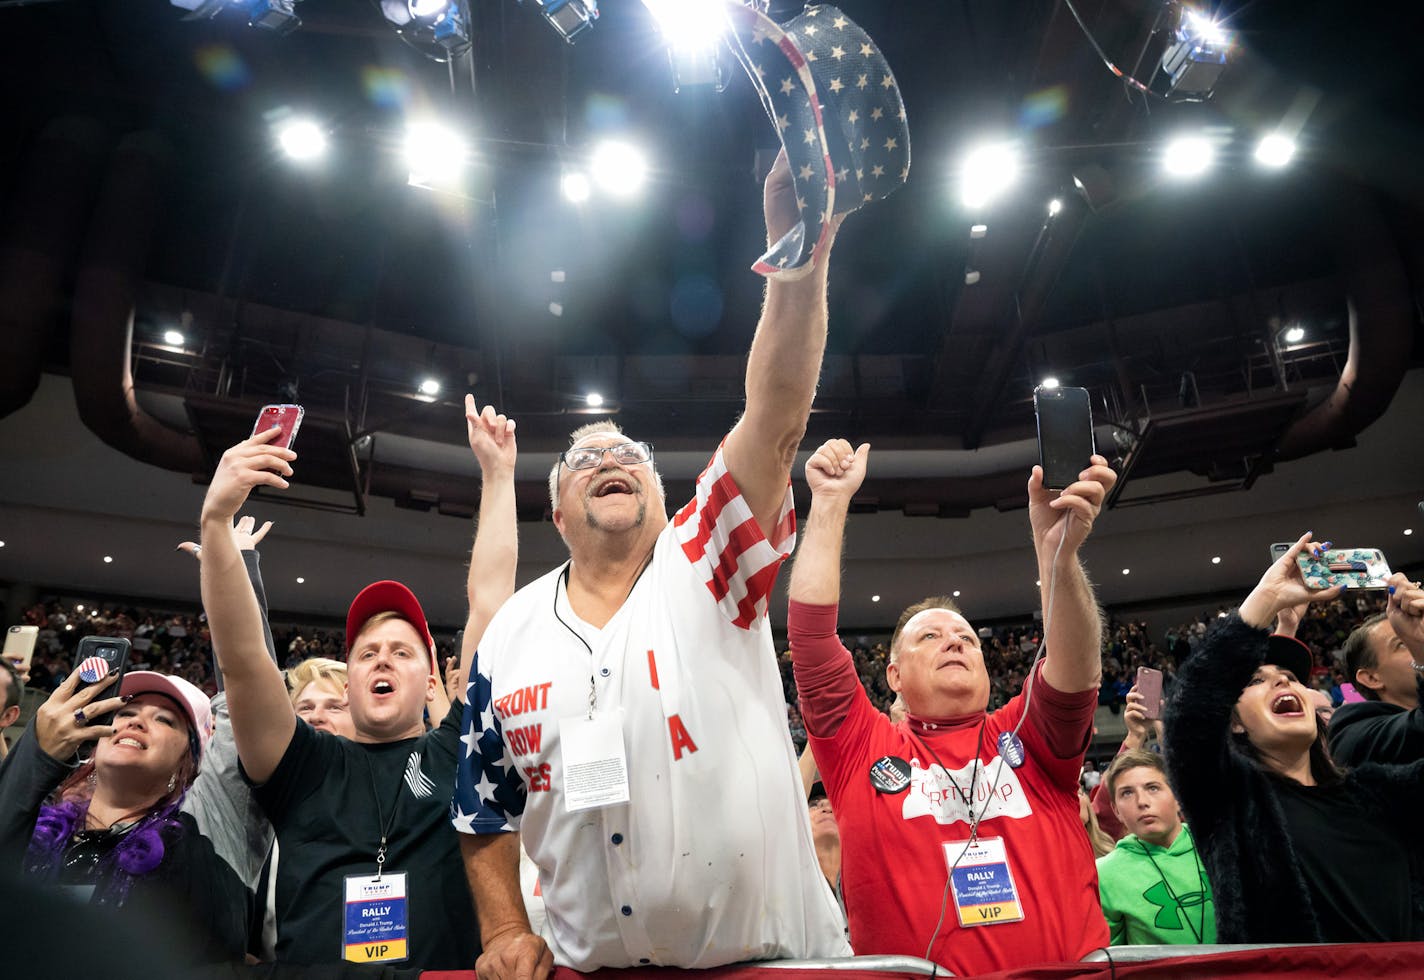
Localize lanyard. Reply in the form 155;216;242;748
551;556;654;719
908;716;988;840
363;747;417;879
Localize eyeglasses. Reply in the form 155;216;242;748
559;441;654;472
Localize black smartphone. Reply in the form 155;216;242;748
74;635;131;699
1034;385;1095;492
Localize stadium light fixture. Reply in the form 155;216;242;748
590;140;648;199
960;142;1020;209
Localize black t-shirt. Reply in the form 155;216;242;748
1276;778;1414;943
251;707;480;969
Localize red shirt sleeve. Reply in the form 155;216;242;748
1016;661;1098;791
787;599;868;740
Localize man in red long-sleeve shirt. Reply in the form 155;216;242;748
788;438;1117;976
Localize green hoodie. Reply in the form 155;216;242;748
1096;824;1216;945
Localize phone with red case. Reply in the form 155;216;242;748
1135;666;1164;720
1297;548;1391;590
252;404;304;451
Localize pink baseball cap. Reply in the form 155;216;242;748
345;580;437;668
118;671;214;758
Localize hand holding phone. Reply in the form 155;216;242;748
4;625;38;674
1135;667;1164;720
252;404;304;451
1034;385;1095;492
1296;547;1391;591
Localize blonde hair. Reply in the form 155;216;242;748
287;657;348;706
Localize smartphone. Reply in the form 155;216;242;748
74;635;131;696
1135;666;1164;720
252;403;304;451
3;625;39;672
1034;385;1095;492
1297;548;1392;590
1269;542;1292;566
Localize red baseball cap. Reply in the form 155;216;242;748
345;581;436;668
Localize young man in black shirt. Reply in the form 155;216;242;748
198;398;517;968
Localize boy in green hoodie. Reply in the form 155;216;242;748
1096;749;1216;945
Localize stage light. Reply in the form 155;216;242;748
378;0;471;59
404;120;466;188
644;0;729;91
964;270;981;285
164;329;186;346
970;224;988;239
585;392;604;407
1047;198;1063;216
519;0;600;44
1162;135;1214;178
1161;7;1230;97
277;118;327;162
960;142;1020;209
172;0;302;33
561;170;592;203
418;378;441;396
1041;376;1060;390
1283;325;1305;344
590;140;648;199
1254;132;1296;169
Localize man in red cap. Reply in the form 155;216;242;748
197;397;517;970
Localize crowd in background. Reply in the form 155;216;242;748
14;590;1387;743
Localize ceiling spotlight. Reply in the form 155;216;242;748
520;0;600;44
1162;7;1231;97
952;590;961;597
65;623;74;631
1282;325;1305;344
378;0;470;57
1406;529;1414;536
404;120;467;188
103;556;114;564
1254;132;1297;169
646;0;729;91
163;329;186;347
1162;135;1215;178
549;302;564;317
960;142;1020;209
1040;376;1060;390
871;594;881;602
296;576;306;583
1211;556;1221;564
561;170;591;203
76;604;85;612
590;140;648;199
585;392;604;407
418;377;441;396
1047;198;1063;216
0;540;5;547
1121;568;1130;575
277;118;327;162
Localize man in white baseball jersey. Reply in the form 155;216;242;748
452;151;851;980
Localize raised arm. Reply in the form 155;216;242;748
180;515;278;692
788;439;868;607
1029;455;1116;694
1164;533;1340;832
454;397;519;698
198;428;299;785
724;150;843;536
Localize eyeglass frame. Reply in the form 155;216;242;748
553;441;655;496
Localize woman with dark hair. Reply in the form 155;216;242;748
1164;532;1424;944
0;665;248;964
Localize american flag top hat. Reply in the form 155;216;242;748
724;2;910;280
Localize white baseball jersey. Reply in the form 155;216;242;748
452;445;850;969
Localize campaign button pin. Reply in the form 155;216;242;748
996;731;1026;769
869;755;912;794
